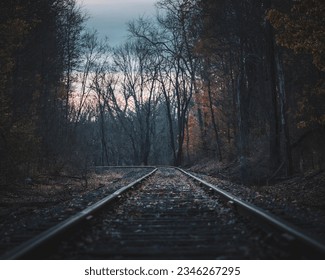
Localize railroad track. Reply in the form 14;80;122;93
1;167;325;259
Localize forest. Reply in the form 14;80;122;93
0;0;324;185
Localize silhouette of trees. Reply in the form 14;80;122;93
0;0;87;182
1;0;323;185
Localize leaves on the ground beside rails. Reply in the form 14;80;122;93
0;169;153;255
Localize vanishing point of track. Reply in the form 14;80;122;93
2;167;325;259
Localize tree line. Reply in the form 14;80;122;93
0;0;324;185
0;0;86;183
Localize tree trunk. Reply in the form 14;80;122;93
207;78;223;162
99;103;109;166
236;66;249;184
266;20;281;172
161;83;177;164
276;50;293;175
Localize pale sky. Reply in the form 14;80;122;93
79;0;157;46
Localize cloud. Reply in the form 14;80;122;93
80;0;157;46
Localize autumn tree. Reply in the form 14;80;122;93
268;0;325;173
268;0;325;72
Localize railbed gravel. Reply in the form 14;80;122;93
0;168;154;256
48;168;305;259
186;170;325;242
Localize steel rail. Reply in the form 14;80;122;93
92;166;157;170
1;168;157;260
177;167;325;256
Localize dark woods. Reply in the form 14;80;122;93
0;0;324;185
0;0;86;183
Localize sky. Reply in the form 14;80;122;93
79;0;157;46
